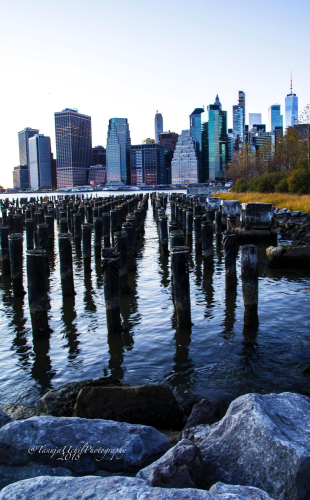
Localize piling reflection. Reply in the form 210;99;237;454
241;324;259;368
202;262;215;317
31;334;55;391
107;332;125;380
62;296;80;360
221;287;237;338
169;314;195;391
84;269;96;313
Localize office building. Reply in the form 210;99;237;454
28;134;52;190
238;91;246;136
190;108;204;151
233;105;244;149
18;127;39;166
159;131;179;185
249;113;262;129
155;111;163;143
269;104;283;131
13;165;29;189
55;108;92;188
93;145;106;166
106;118;131;184
88;165;106;185
206;95;228;181
285;76;298;128
171;130;199;185
51;154;57;189
131;143;165;185
227;129;234;162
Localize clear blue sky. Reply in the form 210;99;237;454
0;0;309;187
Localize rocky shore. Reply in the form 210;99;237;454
0;378;310;499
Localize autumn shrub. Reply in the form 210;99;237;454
287;169;310;194
231;178;248;192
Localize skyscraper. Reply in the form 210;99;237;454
285;76;298;128
54;108;92;188
233;105;243;148
93;145;106;166
155;111;163;143
189;108;204;151
249;113;262;129
106;118;131;184
130;143;165;185
29;134;53;189
206;95;228;181
159;131;179;184
238;91;246;136
269;104;283;131
171;130;199;185
18;127;39;166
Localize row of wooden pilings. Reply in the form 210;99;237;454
154;193;258;329
0;193;149;335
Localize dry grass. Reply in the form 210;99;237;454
213;192;310;214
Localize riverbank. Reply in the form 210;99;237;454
213;192;310;214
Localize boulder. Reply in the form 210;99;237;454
0;411;12;430
1;404;45;420
182;399;228;431
40;376;123;417
0;476;275;500
137;438;202;488
0;416;171;474
210;482;275;500
184;392;310;500
73;384;184;430
0;463;72;490
266;244;310;268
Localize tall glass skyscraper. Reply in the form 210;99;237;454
29;134;52;190
155;111;163;143
207;96;227;181
238;91;246;136
269;104;283;131
106;118;131;184
285;77;298;128
190;108;204;151
171;130;199;185
55;108;92;188
18;127;39;166
233;106;243;143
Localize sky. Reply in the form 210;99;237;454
0;0;310;187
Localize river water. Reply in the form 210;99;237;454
0;190;310;408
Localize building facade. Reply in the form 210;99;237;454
238;91;246;137
13;165;29;189
18;127;39;166
207;96;228;181
190;108;204;152
269;104;283;131
233;105;243;148
106;118;131;184
155;111;163;143
130;143;165;185
54;108;92;188
159;131;179;184
227;129;234;162
285;90;298;129
88;165;106;185
171;130;199;185
29;134;52;190
249;113;262;129
93;145;106;166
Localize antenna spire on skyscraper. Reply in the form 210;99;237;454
290;72;293;94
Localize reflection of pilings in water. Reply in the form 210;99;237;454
241;323;259;369
31;334;55;392
11;296;31;370
173;327;195;380
202;221;213;268
241;244;259;327
107;332;125;380
221;287;237;338
224;232;236;290
171;246;191;328
202;261;214;317
27;249;49;336
61;296;80;360
0;226;10;275
102;256;122;333
84;266;96;312
8;233;24;297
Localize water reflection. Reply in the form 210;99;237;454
62;296;80;360
107;332;125;380
221;288;237;338
202;263;214;317
31;334;55;391
84;270;96;312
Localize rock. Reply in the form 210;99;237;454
40;376;123;417
0;411;12;430
184;392;310;500
1;404;45;420
0;476;275;500
241;203;273;230
73;384;184;430
302;366;310;377
137;438;202;488
0;416;171;474
266;244;310;268
0;463;72;490
210;482;275;500
183;399;228;431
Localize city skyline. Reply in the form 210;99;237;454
1;0;310;187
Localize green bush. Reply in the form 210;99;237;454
231;178;248;192
247;178;260;192
275;178;289;192
288;169;310;194
247;173;282;193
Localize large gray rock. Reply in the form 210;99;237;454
0;416;170;474
40;376;123;417
0;411;12;430
137;438;202;488
185;392;310;500
0;463;72;490
0;476;275;499
266;244;310;268
183;399;228;431
210;482;275;500
1;404;45;420
73;384;184;430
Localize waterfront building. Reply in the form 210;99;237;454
285;76;298;128
206;95;228;181
18;127;39;166
13;165;29;189
93;145;106;166
159;131;179;184
269;104;283;131
106;118;131;184
190;108;204;152
249;113;262;129
88;165;106;185
171;130;199;185
28;134;52;190
54;108;92;188
130;143;165;185
155;111;163;143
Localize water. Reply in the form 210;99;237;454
0;191;310;408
